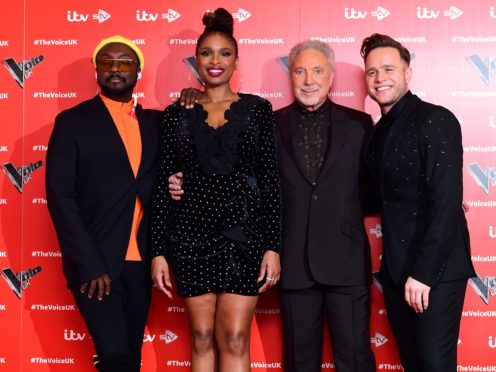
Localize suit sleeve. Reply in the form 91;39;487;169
254;99;282;253
46;112;107;284
149;105;181;258
410;108;465;286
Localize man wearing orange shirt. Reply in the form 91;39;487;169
46;35;161;372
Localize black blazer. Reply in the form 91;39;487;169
276;100;373;289
364;94;475;287
46;95;160;289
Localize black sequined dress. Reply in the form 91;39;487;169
150;93;281;297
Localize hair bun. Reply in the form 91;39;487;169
202;8;234;36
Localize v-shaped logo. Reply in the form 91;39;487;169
2;56;44;88
2;266;42;299
1;161;43;193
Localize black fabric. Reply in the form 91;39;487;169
291;99;331;183
363;94;475;286
275;100;375;371
370;91;413;181
74;261;151;372
46;95;158;372
381;266;467;372
275;100;374;288
150;93;281;297
279;284;376;372
46;95;161;288
185;97;251;175
364;93;475;371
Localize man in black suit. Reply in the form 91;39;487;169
46;35;161;372
169;40;376;371
361;33;475;372
275;40;376;372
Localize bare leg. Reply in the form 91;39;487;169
215;293;258;372
184;293;218;372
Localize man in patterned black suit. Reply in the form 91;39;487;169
361;33;475;372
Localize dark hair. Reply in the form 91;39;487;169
196;8;238;56
360;33;411;66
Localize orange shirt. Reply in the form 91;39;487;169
100;94;143;261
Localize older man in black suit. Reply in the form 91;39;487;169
46;35;161;372
274;40;376;372
361;33;475;372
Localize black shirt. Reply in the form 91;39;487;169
292;99;331;184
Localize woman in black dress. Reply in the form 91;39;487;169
150;8;281;372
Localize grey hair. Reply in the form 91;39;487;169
288;40;335;71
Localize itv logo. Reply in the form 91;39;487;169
67;9;110;23
64;329;86;341
344;6;390;20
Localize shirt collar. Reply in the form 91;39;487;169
382;90;413;122
293;98;331;116
99;93;134;109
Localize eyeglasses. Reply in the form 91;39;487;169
96;58;137;73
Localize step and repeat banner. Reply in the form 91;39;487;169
1;0;495;370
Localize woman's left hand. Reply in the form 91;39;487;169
257;250;281;293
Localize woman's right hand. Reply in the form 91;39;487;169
151;256;173;299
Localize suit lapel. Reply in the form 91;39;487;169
362;106;384;189
277;104;313;184
363;116;378;165
135;105;149;179
381;95;420;162
317;102;346;179
363;95;420;178
362;126;381;189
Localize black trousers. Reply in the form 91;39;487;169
381;268;468;372
279;284;376;372
73;261;151;372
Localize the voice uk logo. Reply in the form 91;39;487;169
1;266;42;299
2;55;44;88
1;161;43;193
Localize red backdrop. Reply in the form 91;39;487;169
1;0;495;370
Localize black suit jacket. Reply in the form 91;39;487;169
276;100;373;289
46;95;160;289
364;94;475;286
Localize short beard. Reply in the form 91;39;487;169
295;93;325;111
98;77;136;102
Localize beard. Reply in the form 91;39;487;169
295;89;326;110
98;74;137;101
